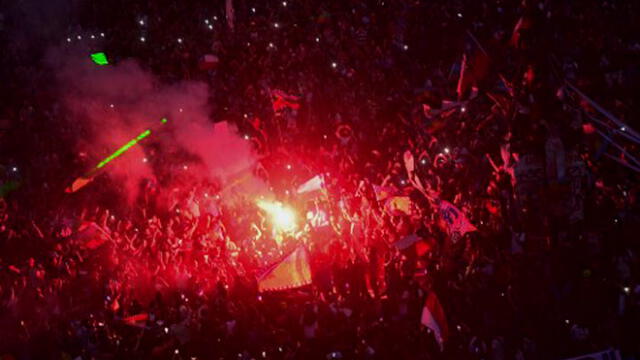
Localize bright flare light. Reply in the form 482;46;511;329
257;200;297;232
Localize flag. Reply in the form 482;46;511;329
510;16;533;48
393;233;420;250
225;0;235;31
122;313;149;328
65;176;93;193
438;200;477;237
198;54;219;70
421;292;449;350
457;33;490;100
386;196;412;215
90;52;108;66
271;89;301;113
373;185;396;201
258;246;312;292
297;174;325;194
75;221;111;249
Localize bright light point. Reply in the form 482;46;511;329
403;44;408;50
444;147;450;154
282;1;287;6
251;7;256;13
244;135;250;140
286;164;292;170
274;22;280;28
109;104;114;108
140;36;146;42
331;62;337;68
315;37;320;43
208;24;213;30
621;127;626;131
268;42;274;48
90;35;95;39
11;167;17;172
77;35;82;40
400;180;406;185
100;32;105;37
177;38;183;43
624;287;630;294
461;106;466;112
457;12;463;18
565;319;570;324
213;16;218;20
285;190;290;195
205;19;209;24
323;134;327;139
174;349;179;354
139;20;144;25
142;158;148;163
179;108;183;112
183;165;188;170
66;38;71;42
420;159;427;165
257;200;297;232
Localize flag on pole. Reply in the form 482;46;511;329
271;89;301;113
258;246;312;292
421;292;449;350
297;174;325;194
438;200;477;237
75;221;112;249
457;32;490;100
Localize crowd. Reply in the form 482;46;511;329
1;0;640;359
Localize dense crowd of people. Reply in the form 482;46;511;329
1;0;640;359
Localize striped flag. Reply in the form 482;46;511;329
421;292;449;350
258;246;312;292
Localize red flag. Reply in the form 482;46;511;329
457;33;490;100
421;292;449;350
271;89;301;113
76;221;111;249
123;313;149;327
258;246;312;292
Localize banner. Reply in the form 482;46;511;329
562;349;621;360
258;246;312;292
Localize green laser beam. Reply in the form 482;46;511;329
94;118;168;170
96;130;150;168
91;52;109;65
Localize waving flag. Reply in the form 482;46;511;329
258;246;312;292
297;174;325;194
421;292;449;350
373;185;397;201
122;313;149;328
76;221;112;249
386;196;412;215
271;89;301;113
457;32;490;100
438;200;476;237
